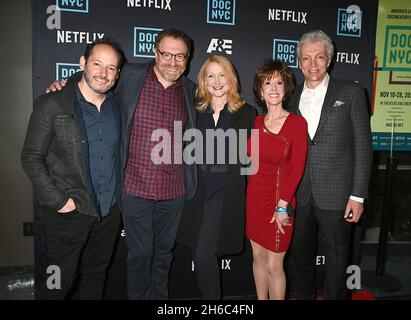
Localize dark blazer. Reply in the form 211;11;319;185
288;76;373;211
177;103;256;256
21;73;122;217
114;62;198;200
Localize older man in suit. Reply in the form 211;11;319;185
287;30;372;300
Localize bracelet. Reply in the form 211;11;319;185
275;206;287;213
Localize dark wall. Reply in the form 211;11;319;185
0;0;34;267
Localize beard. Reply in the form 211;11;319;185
83;70;114;94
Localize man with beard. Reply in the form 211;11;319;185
22;38;124;299
115;28;197;300
47;28;197;300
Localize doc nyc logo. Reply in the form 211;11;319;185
56;63;81;81
273;39;298;68
207;0;236;26
337;5;362;37
56;0;89;13
207;38;233;55
383;26;411;71
134;27;163;58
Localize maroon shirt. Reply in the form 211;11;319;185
123;65;188;200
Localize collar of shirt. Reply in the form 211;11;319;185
299;74;330;140
204;103;229;115
148;63;183;90
302;73;330;95
75;83;113;108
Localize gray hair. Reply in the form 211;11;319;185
297;30;334;61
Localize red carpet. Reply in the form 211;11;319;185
351;291;376;300
315;291;376;300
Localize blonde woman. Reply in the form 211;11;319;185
177;55;256;299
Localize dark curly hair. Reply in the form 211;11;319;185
83;37;125;69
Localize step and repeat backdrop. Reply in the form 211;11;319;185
32;0;378;298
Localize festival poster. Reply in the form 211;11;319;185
371;0;411;151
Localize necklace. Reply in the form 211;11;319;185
263;109;288;135
274;109;286;120
266;109;286;122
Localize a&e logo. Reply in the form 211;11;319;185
207;38;233;55
273;39;298;68
134;27;163;58
207;0;236;25
337;5;362;38
56;0;89;13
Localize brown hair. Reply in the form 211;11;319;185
253;59;295;106
83;37;125;69
196;55;245;113
155;28;192;57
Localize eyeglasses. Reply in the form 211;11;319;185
157;49;188;62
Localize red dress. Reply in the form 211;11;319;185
246;113;307;252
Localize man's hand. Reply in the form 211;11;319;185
344;198;363;223
46;80;67;93
57;198;76;213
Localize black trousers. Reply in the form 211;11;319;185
121;194;185;300
287;198;352;300
194;196;224;300
38;205;121;300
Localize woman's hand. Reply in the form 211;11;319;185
269;209;291;234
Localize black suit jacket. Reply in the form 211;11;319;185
288;76;373;211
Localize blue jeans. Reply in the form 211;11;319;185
121;193;184;299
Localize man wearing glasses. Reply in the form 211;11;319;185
47;28;197;300
117;28;197;300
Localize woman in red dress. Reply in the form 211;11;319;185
246;60;308;300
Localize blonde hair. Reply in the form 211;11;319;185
196;55;245;113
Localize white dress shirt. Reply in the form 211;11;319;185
299;74;329;140
298;73;363;204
